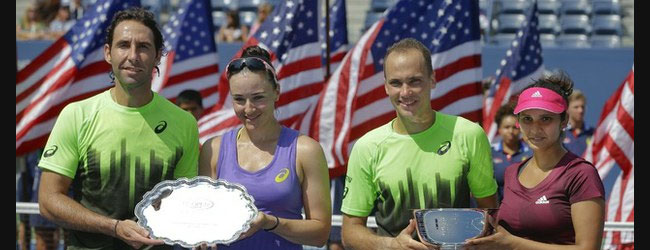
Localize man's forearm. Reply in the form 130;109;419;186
342;222;394;250
476;193;498;208
40;192;117;237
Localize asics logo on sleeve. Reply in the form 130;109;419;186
155;121;168;134
43;145;58;158
437;141;452;155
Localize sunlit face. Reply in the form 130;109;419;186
567;98;585;124
384;49;435;122
518;109;568;151
229;70;279;130
498;115;520;145
104;20;161;90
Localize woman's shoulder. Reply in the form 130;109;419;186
561;152;595;170
202;127;240;152
201;135;224;153
296;134;324;154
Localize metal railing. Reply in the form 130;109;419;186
17;202;633;231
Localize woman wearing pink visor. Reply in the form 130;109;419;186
466;72;605;249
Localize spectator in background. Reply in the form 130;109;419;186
217;10;248;42
48;6;76;39
16;155;32;250
69;0;85;20
563;89;594;157
34;0;62;24
17;4;48;40
28;149;66;250
249;3;273;36
491;102;532;204
482;76;495;97
17;149;66;250
175;89;204;121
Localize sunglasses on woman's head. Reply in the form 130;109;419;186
226;57;277;83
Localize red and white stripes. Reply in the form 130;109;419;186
16;39;112;155
587;66;634;249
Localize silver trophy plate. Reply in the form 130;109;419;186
135;177;258;248
413;208;497;249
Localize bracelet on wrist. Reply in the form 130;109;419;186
113;220;120;237
264;215;280;231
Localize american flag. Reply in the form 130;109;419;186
482;2;545;142
306;0;485;178
585;67;634;249
319;0;349;75
197;0;327;142
16;0;140;156
151;0;219;109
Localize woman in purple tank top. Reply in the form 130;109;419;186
198;46;331;249
466;72;605;249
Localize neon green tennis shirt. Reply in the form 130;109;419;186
38;90;198;242
341;112;497;236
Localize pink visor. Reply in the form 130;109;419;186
514;87;567;114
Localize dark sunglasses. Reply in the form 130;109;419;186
226;57;277;83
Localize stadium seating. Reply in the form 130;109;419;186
540;33;558;47
499;0;531;14
370;0;396;12
560;0;592;15
538;0;560;15
239;11;257;28
212;11;226;31
490;33;517;46
497;14;526;33
560;14;591;34
592;0;621;15
538;14;560;35
590;34;621;47
211;0;237;11
557;34;590;48
238;0;265;12
592;14;622;35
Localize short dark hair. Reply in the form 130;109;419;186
518;71;574;121
495;102;516;128
176;89;203;108
384;38;433;77
105;7;164;54
238;45;278;90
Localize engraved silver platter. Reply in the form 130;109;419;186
135;176;258;248
413;208;498;249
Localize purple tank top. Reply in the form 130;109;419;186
217;126;303;250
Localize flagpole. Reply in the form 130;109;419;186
325;0;331;79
